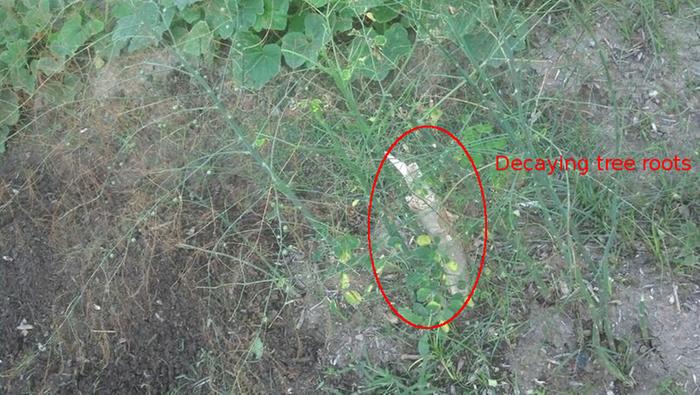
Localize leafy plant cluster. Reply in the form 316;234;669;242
111;0;414;88
1;0;529;153
0;1;104;152
333;226;465;327
385;231;467;327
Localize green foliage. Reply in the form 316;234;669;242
0;0;527;154
382;231;469;327
0;89;19;153
112;2;168;53
443;1;527;67
0;1;104;152
109;0;413;88
231;31;281;89
49;14;104;59
349;22;411;81
281;13;327;69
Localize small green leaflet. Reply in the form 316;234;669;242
416;234;432;246
344;290;363;306
231;32;281;89
0;126;8;154
417;334;430;355
250;335;264;360
339;272;350;290
332;234;359;264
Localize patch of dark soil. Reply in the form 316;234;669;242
0;173;65;392
0;150;208;393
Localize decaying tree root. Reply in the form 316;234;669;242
387;154;468;295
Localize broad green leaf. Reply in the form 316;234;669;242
35;56;64;75
19;0;52;35
0;126;8;154
253;0;289;31
304;13;329;45
231;32;281;89
344;290;363;306
0;40;36;92
204;0;235;38
281;32;323;69
180;20;212;59
349;30;387;80
174;0;199;11
329;7;353;33
180;6;202;24
382;23;411;64
50;14;104;59
426;300;441;311
0;9;22;42
368;5;398;23
281;13;327;68
11;66;35;93
287;13;306;33
281;32;311;68
416;288;431;302
305;0;328;6
112;2;166;53
0;40;28;70
39;74;80;106
0;89;20;126
346;0;382;13
413;302;430;317
237;0;265;30
250;335;264;360
398;306;421;324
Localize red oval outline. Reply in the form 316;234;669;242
367;125;488;330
